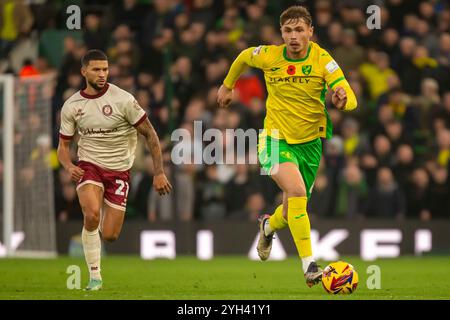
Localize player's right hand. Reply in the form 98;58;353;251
217;84;233;108
68;165;85;182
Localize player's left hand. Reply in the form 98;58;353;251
153;173;173;195
217;84;234;108
332;86;347;110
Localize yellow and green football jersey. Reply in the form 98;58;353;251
223;41;357;144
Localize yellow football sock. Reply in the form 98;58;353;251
287;197;312;258
268;204;288;232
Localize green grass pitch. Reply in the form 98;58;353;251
1;256;449;300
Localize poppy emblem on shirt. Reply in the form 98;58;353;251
287;65;296;75
102;105;112;116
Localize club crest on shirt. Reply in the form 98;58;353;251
102;105;113;116
302;65;312;75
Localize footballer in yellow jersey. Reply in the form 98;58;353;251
217;5;357;287
223;41;357;143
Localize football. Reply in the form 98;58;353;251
321;261;359;294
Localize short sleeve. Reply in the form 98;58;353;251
124;96;147;127
59;102;76;140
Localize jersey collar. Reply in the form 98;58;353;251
283;42;311;62
80;83;109;99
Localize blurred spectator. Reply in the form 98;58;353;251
360;51;398;101
380;28;400;57
56;183;82;222
393;37;419;94
437;33;450;67
110;0;147;31
216;6;244;45
244;192;266;221
373;134;394;167
19;58;39;77
31;134;59;170
341;117;367;157
83;13;109;51
314;0;333;47
0;0;34;57
170;56;200;117
335;162;368;219
190;0;216;30
225;163;251;215
365;167;406;219
393;144;415;189
428;166;450;218
430;92;450;131
436;129;450;168
405;168;431;221
385;119;409;151
228;191;266;221
379;88;409;120
412;45;438;80
198;165;226;221
333;28;365;73
326;21;343;51
243;3;273;46
308;172;333;218
139;0;176;75
323;136;345;212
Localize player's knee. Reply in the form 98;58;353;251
82;206;101;227
103;232;119;242
284;186;306;198
84;215;100;229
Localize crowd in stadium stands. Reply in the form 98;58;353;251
1;0;449;222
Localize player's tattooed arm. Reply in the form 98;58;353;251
136;118;173;195
136;118;163;174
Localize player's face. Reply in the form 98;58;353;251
281;19;313;55
82;60;109;91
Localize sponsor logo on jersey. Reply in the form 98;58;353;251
268;76;311;84
102;105;113;116
75;109;85;118
80;127;118;135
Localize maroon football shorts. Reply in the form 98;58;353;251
76;161;130;211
